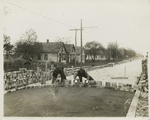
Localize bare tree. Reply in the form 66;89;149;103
55;36;72;44
3;34;14;55
3;6;11;16
15;28;42;62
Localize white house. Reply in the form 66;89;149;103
35;40;68;64
35;40;85;64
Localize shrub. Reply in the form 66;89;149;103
4;59;38;72
4;60;25;72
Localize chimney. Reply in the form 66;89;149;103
47;39;49;43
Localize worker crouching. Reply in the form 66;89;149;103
51;65;67;85
74;68;96;85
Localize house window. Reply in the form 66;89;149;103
44;54;48;60
38;54;41;60
62;54;66;60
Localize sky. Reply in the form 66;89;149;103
2;0;150;55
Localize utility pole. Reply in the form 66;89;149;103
69;28;82;66
69;19;97;67
107;42;113;62
80;19;83;67
75;30;77;66
127;46;131;60
107;41;123;61
130;47;132;61
127;46;129;58
116;40;117;61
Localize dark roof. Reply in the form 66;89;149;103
75;46;84;54
64;44;75;53
41;42;65;53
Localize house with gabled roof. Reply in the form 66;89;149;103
35;39;85;64
64;44;76;63
64;45;85;64
35;40;68;64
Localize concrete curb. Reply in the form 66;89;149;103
126;90;141;117
126;73;141;117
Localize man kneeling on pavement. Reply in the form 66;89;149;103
74;68;96;85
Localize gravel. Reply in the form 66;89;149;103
135;92;148;117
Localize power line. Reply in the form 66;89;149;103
5;1;102;41
35;2;80;25
35;2;100;39
35;2;97;38
5;1;76;28
35;2;99;39
5;1;103;43
6;1;100;38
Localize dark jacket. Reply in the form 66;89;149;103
74;68;94;82
52;67;66;84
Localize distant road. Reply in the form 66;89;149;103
67;58;142;86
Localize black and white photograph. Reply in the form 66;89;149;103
2;0;150;118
